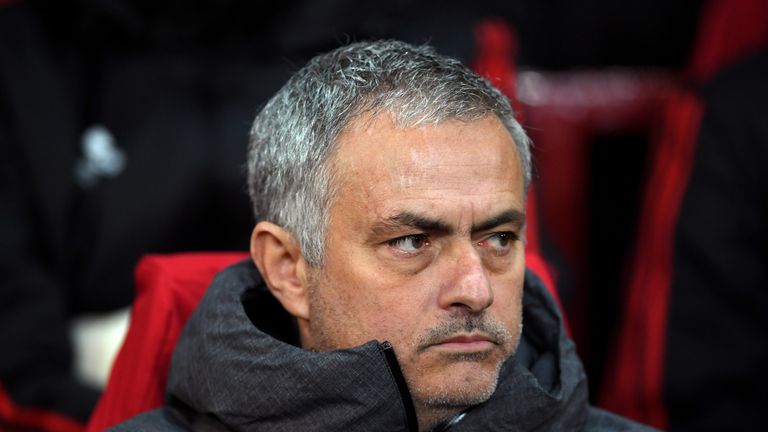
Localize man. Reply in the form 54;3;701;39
113;40;652;431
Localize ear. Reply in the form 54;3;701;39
250;222;311;320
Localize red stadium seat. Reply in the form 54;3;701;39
86;252;248;432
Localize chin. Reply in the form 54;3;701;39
410;358;503;409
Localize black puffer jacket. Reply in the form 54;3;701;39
113;260;654;431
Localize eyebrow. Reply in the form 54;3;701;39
371;209;525;237
472;209;526;233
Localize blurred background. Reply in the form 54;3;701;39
1;0;766;431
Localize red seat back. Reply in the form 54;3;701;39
86;252;248;432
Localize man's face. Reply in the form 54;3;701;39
305;113;526;419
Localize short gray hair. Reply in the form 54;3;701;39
247;39;531;266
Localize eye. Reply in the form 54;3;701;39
388;234;429;253
480;232;517;252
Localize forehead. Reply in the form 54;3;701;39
328;113;524;220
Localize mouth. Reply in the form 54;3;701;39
430;333;497;352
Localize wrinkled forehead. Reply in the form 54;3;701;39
325;113;525;221
328;112;522;185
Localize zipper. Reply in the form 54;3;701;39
379;341;419;432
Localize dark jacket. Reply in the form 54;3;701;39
113;260;654;431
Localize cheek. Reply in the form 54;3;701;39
355;289;425;344
331;256;431;326
310;267;418;348
491;272;525;330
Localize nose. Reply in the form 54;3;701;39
437;244;493;313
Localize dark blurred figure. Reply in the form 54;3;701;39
599;0;768;428
0;0;263;423
665;48;768;431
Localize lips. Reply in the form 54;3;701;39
432;333;496;350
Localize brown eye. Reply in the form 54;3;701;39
388;234;429;252
482;232;517;251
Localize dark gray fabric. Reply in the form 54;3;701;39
113;261;655;431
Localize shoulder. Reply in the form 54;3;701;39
584;407;660;432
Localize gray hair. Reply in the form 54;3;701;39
247;39;531;266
